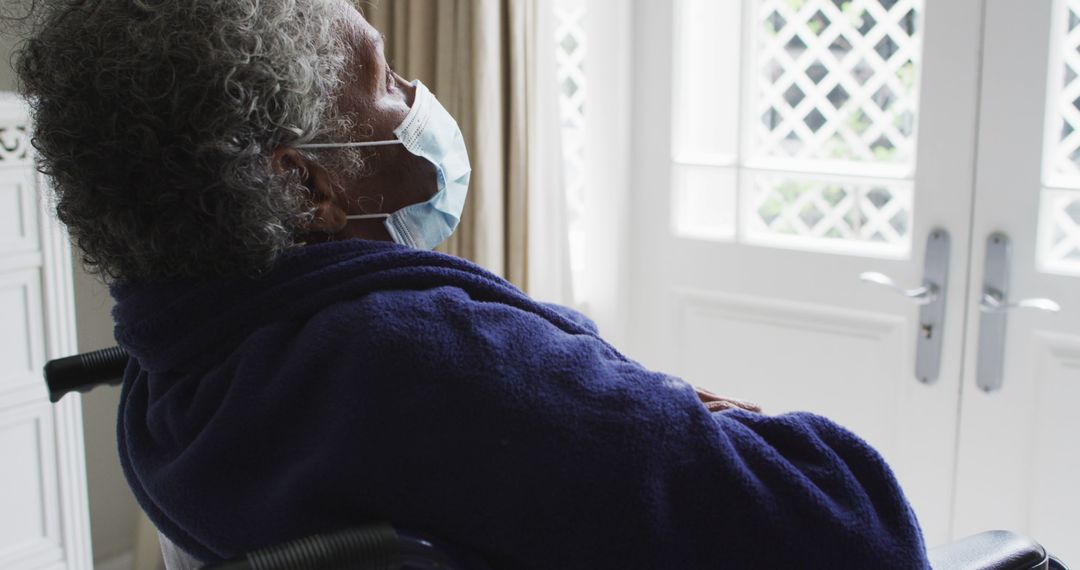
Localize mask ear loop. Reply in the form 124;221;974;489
295;136;407;222
297;143;401;221
341;189;390;221
339;183;388;221
297;141;403;149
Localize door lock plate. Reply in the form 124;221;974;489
916;229;950;384
977;233;1011;393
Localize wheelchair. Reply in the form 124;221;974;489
44;347;1071;570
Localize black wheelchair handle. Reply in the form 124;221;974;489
44;346;130;403
202;524;401;570
199;523;469;570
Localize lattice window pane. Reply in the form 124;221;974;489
555;0;588;298
670;0;921;257
1047;0;1080;185
1039;0;1080;276
747;0;921;256
744;171;912;256
1039;190;1080;274
753;0;923;170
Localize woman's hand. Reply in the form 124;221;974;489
695;386;762;413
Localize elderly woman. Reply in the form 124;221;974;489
14;0;929;568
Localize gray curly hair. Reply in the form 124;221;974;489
10;0;364;282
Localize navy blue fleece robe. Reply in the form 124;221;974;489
113;239;929;569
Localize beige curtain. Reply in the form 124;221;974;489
362;0;537;291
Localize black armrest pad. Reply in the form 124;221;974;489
929;531;1048;570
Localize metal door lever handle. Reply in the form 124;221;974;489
857;229;950;384
979;290;1061;313
976;233;1062;392
859;272;939;304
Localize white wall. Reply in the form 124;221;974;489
0;38;142;566
0;35;14;92
73;266;140;565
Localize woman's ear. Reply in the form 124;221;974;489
271;147;347;235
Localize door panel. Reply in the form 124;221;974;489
630;0;983;544
674;289;908;449
954;0;1080;562
1027;334;1080;558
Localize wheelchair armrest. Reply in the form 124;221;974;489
928;530;1050;570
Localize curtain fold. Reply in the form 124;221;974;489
363;0;539;291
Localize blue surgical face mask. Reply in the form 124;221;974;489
297;80;471;250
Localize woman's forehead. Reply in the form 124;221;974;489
334;4;385;105
339;1;379;47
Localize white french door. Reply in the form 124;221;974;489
626;0;1078;555
952;0;1080;563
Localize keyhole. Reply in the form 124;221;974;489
921;323;933;339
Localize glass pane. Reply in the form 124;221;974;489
1039;0;1080;277
752;0;923;173
742;170;912;257
672;165;737;241
1045;0;1080;187
1037;188;1080;276
669;0;921;257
